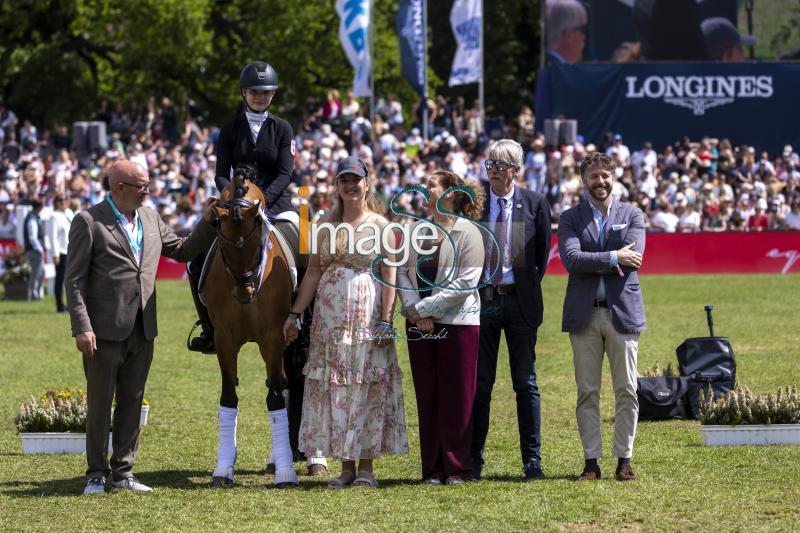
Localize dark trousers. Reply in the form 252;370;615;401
408;321;479;481
83;312;153;481
471;292;541;468
54;253;67;311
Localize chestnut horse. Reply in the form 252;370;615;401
204;172;297;487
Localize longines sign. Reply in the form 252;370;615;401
624;75;774;115
541;62;799;152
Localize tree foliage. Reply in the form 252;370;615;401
0;0;540;128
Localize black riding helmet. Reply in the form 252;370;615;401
239;61;279;91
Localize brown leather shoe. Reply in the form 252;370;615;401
615;464;637;481
578;466;601;481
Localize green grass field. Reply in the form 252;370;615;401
1;274;799;531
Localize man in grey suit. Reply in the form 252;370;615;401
67;160;217;495
557;152;645;482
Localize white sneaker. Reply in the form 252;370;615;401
83;477;106;495
111;477;153;492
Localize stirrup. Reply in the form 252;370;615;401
187;320;215;354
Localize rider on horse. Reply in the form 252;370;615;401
188;61;298;354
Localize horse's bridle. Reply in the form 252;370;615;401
215;196;267;303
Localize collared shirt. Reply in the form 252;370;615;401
50;209;73;256
107;195;143;265
245;111;269;144
588;200;618;300
487;184;515;285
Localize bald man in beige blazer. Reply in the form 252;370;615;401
67;160;217;495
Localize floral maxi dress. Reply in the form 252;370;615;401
299;217;409;460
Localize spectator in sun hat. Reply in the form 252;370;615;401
747;198;769;232
701;17;755;62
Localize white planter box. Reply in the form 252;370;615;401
20;406;151;454
701;424;800;446
20;432;87;454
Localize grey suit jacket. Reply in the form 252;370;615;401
66;199;215;341
557;201;646;334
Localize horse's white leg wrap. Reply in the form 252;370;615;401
307;450;327;466
267;390;292;466
213;405;238;480
268;407;297;484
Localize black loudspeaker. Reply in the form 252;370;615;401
543;119;578;146
544;119;560;147
72;122;89;153
560;119;577;145
87;121;107;151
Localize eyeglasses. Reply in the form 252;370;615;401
484;160;518;172
121;181;150;193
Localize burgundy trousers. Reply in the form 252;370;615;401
407;321;480;481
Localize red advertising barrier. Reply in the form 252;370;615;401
152;232;800;279
546;232;800;275
6;234;798;278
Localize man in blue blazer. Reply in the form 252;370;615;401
558;151;645;482
471;139;552;480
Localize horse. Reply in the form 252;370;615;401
203;170;297;488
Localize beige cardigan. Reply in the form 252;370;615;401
397;216;485;326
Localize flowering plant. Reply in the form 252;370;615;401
0;245;31;283
699;383;800;425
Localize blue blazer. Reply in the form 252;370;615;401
482;184;552;329
557;201;647;334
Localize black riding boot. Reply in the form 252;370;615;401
188;275;215;354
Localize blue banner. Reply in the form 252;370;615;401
535;62;800;153
396;0;426;96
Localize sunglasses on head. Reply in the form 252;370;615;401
484;159;518;172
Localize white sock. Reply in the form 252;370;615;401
307;450;327;466
213;405;237;478
268;408;293;470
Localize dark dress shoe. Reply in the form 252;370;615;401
523;460;545;480
615;464;637;481
188;329;215;354
445;476;465;486
578;466;602;481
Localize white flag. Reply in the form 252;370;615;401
336;0;372;97
448;0;482;87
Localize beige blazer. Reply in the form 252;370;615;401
397;216;484;326
66;199;215;341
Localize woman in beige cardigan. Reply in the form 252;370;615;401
398;170;485;485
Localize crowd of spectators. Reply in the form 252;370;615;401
1;92;799;249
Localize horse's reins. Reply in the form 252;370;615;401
215;196;268;303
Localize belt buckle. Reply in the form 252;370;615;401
497;284;512;295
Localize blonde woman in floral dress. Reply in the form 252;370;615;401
283;157;408;488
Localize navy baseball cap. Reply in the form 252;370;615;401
335;156;368;179
701;17;755;59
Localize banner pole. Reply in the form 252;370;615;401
369;0;376;127
539;0;546;69
422;0;429;141
479;0;485;134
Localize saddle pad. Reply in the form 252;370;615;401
271;225;298;292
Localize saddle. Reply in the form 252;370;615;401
197;211;303;306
